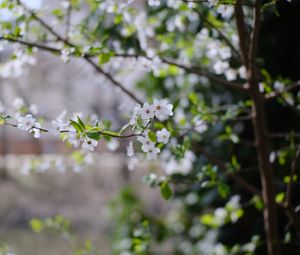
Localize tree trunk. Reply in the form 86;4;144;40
250;84;281;255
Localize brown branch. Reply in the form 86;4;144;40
268;133;300;139
0;34;247;95
65;0;72;40
265;81;300;101
285;145;300;207
3;121;146;139
198;145;261;196
246;0;281;254
235;0;250;69
248;0;261;78
180;0;254;6
0;36;62;54
114;53;249;92
199;13;242;60
159;58;249;92
16;0;143;104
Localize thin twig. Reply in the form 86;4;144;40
197;144;261;196
265;81;300;101
285;145;300;207
16;0;143;104
3;121;148;139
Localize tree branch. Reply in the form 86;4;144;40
16;0;143;104
285;145;300;207
265;81;300;101
197;144;261;196
235;0;250;69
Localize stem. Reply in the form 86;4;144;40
247;1;281;254
250;87;281;255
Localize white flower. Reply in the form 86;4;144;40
148;0;161;6
68;130;81;148
127;141;135;157
194;118;207;134
153;99;173;121
217;5;234;19
225;68;237;81
274;81;284;91
238;66;247;79
61;49;70;63
107;139;120;151
0;101;5;113
128;157;138;171
213;61;229;75
13;97;25;110
18;114;36;131
214;208;227;225
219;47;231;60
207;0;218;6
138;135;156;152
61;0;71;9
156;128;171;144
165;150;196;175
146;147;160;160
140;103;155;120
30;122;42;138
129;104;141;125
29;104;38;115
82;138;98;151
49;119;67;136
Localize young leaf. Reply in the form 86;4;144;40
70;120;84;133
77;116;86;130
87;132;101;141
148;131;156;143
160;181;172;200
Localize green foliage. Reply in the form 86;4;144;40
160;181;173;200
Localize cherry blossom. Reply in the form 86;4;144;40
67;130;81;148
153;99;173;121
140;103;155;120
30;122;42;138
49;119;68;136
17;114;36;131
217;5;234;19
146;147;160;160
127;141;135;157
156;128;171;144
138;135;156;153
82;138;98;152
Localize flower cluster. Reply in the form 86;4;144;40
17;114;41;138
138;98;173;122
9;98;175;160
15;111;99;152
127;99;173;161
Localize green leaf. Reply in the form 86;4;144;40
98;52;114;65
275;192;285;204
252;195;264;210
87;131;101;141
52;9;64;19
160;181;172;200
114;14;123;24
77;116;86;130
29;219;44;233
188;92;199;105
148;131;156;143
218;182;230;198
200;214;217;228
70;120;83;133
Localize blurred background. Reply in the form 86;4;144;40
1;0;300;254
0;1;158;254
